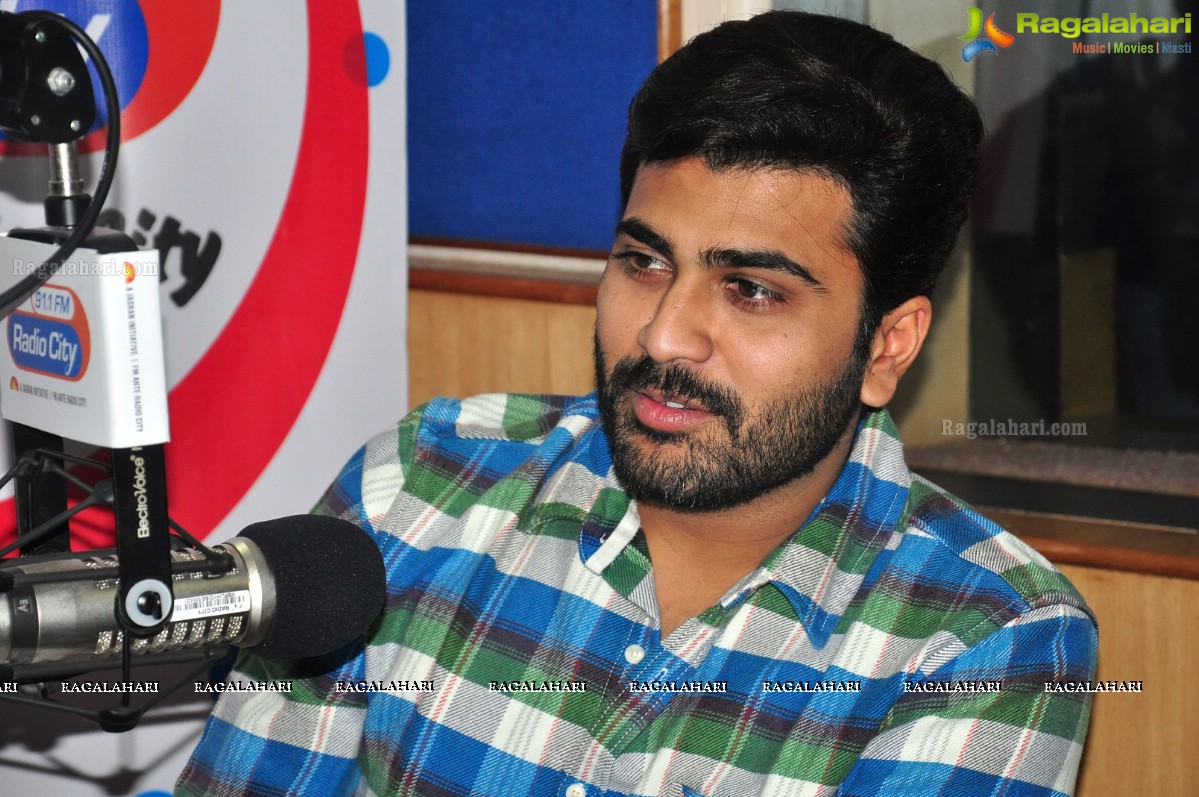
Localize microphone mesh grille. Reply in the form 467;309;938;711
239;515;386;660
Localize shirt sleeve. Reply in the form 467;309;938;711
176;414;419;797
173;641;371;797
837;601;1098;797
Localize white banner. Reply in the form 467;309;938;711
0;1;406;794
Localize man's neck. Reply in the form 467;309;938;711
638;427;857;638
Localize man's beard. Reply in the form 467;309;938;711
594;332;870;512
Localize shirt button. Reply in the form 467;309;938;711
624;644;646;665
565;784;587;797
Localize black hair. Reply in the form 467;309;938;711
620;11;983;327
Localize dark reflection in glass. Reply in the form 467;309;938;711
970;0;1198;450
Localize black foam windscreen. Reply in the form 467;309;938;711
238;515;386;659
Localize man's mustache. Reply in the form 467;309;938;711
605;356;745;433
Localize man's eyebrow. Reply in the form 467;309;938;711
614;218;674;261
704;247;826;290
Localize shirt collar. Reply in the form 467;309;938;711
528;399;911;649
756;409;911;648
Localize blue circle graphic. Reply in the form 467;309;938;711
363;31;390;87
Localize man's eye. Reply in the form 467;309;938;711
611;251;669;276
726;278;783;309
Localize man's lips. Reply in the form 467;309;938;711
639;387;710;412
631;388;714;433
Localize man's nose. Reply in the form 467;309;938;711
636;278;714;365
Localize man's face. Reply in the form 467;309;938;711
595;157;871;511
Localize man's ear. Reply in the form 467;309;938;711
859;296;932;408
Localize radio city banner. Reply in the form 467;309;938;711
0;2;406;795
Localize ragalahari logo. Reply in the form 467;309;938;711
961;8;1015;61
124;262;137;284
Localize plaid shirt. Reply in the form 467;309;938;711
176;393;1096;797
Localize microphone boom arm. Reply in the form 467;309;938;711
0;10;198;730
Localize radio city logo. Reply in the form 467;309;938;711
960;8;1015;61
7;285;91;381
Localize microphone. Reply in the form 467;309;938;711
0;514;387;679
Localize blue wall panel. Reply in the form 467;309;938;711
408;2;658;251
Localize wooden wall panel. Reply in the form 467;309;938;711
409;290;596;408
1059;564;1198;796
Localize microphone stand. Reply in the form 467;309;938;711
9;141;139;559
0;11;234;732
1;147;236;731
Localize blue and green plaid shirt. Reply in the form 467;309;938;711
177;392;1096;796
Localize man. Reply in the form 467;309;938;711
178;10;1096;797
